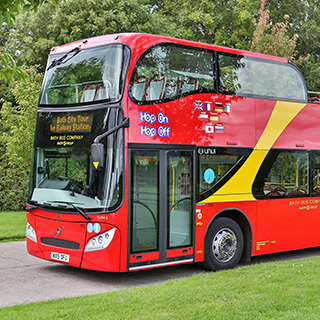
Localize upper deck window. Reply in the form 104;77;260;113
219;53;307;102
130;44;215;103
40;44;130;106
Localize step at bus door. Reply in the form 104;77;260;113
129;148;195;271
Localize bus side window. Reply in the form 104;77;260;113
218;52;307;102
218;53;243;95
197;147;250;200
254;150;309;198
165;79;179;99
312;154;320;195
130;44;215;103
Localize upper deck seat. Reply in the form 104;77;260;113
180;77;198;94
164;79;179;98
145;74;166;101
94;84;108;100
132;76;148;101
80;85;96;102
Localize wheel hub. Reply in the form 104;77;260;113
212;228;237;263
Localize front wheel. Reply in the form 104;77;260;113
203;217;244;271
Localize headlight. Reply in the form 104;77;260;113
26;222;37;243
84;228;116;252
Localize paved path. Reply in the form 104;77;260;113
0;241;203;308
1;241;319;308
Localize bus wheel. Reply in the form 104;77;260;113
203;217;244;271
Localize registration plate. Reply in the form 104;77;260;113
51;251;70;262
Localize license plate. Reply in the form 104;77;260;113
51;251;70;262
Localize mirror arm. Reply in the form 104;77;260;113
93;117;129;144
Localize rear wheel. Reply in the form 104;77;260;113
203;217;244;271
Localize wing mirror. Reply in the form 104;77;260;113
91;143;105;170
91;117;129;170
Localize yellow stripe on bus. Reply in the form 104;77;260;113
202;101;307;203
254;101;306;150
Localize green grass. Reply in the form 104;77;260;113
0;211;26;242
0;256;319;319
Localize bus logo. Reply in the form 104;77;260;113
55;227;64;237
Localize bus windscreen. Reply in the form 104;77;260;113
40;44;129;105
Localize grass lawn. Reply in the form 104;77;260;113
0;256;319;319
0;211;26;242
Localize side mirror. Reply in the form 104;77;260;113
91;117;129;171
91;143;104;170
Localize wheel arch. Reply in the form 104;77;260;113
204;208;252;264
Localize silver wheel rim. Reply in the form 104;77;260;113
212;228;237;263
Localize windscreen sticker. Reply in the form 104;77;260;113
87;223;101;233
93;223;101;233
204;168;215;184
87;223;94;233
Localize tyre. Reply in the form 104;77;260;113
203;217;244;271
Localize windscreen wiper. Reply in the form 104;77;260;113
47;46;81;71
49;201;91;220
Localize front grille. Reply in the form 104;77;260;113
41;237;80;249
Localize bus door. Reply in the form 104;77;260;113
129;148;195;271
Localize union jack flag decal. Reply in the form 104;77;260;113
194;100;203;110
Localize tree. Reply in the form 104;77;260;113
265;0;320;57
264;0;320;91
0;67;42;211
1;0;48;27
0;0;52;82
251;0;300;60
150;0;261;49
7;0;180;72
250;0;311;91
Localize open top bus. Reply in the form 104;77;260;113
26;33;319;272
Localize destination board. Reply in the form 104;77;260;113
35;108;116;149
48;114;93;133
40;112;95;147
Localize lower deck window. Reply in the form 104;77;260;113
253;150;310;198
197;147;250;200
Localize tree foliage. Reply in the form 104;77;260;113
151;0;260;50
0;0;53;83
1;0;49;27
250;0;308;63
264;0;320;91
7;0;180;72
0;47;28;82
0;67;41;211
2;0;320;210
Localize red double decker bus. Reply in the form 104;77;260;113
26;33;320;272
